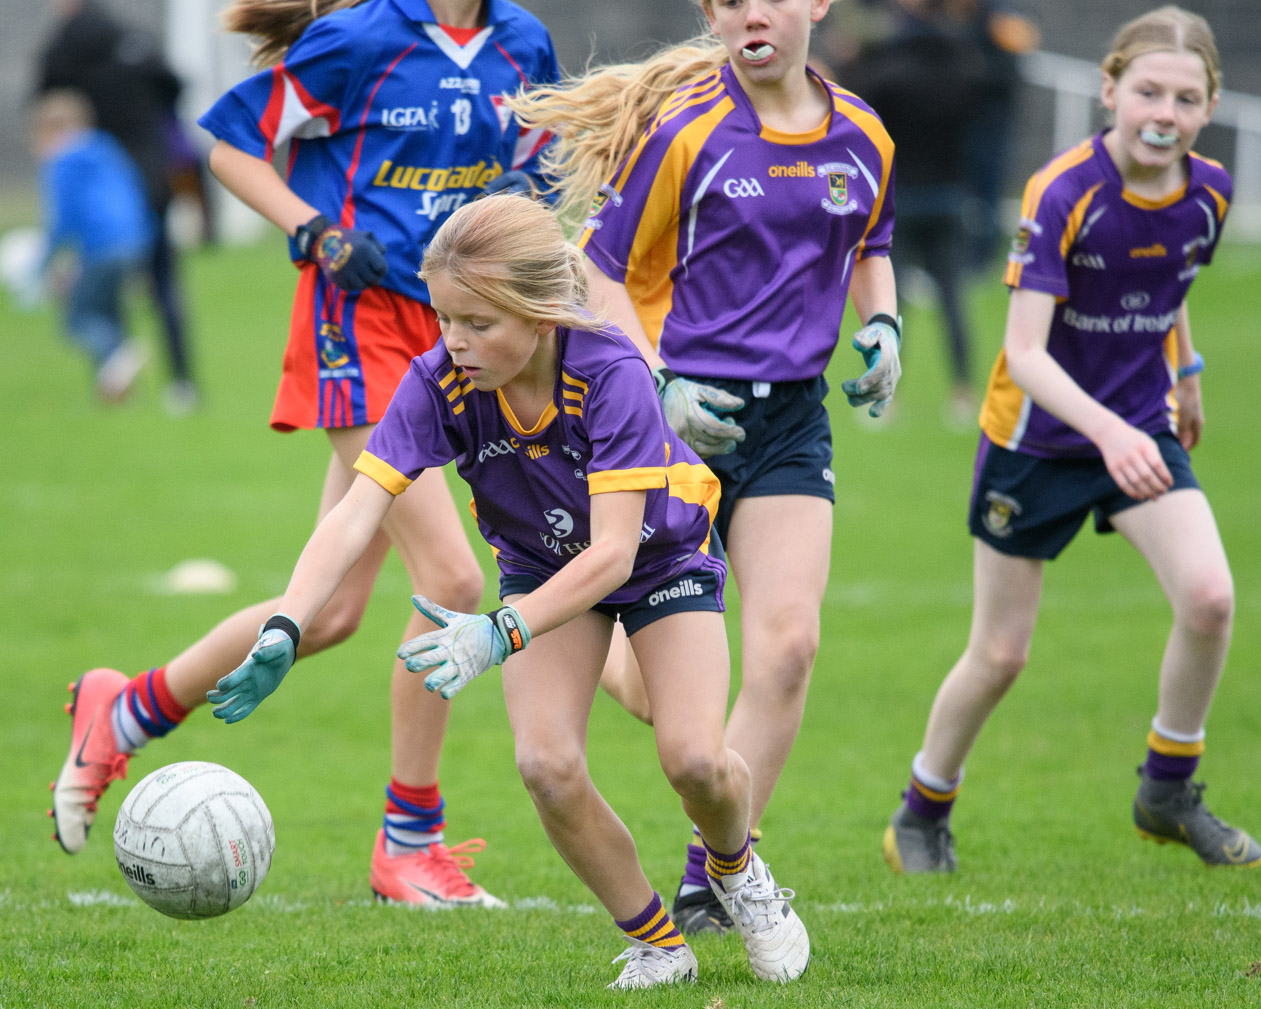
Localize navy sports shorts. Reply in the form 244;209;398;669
688;374;835;545
968;430;1199;560
499;537;727;637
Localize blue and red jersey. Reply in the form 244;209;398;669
355;325;724;605
983;131;1232;457
580;64;895;383
198;0;558;304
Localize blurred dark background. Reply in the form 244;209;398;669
2;0;1257;234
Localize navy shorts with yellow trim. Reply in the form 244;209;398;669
271;263;442;431
688;374;835;545
969;430;1199;560
500;540;727;637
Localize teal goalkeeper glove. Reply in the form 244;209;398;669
399;595;531;700
841;314;902;418
654;367;746;457
207;615;300;723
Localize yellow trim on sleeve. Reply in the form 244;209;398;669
1203;184;1229;222
588;467;667;494
353;450;413;496
664;460;721;523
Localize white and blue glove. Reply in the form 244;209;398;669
654;367;746;457
399;595;531;700
841;313;902;418
207;615;300;723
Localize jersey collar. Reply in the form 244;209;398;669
390;0;512;26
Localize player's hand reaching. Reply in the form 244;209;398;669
654;367;746;457
294;213;387;292
207;616;300;723
1098;421;1173;500
842;314;902;418
399;595;531;700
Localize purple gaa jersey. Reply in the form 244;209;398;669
198;0;558;304
579;64;895;383
354;325;724;604
982;132;1231;457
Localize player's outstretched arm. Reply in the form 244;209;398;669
1004;288;1173;501
208;475;395;722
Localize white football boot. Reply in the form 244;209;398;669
709;850;810;982
606;937;698;989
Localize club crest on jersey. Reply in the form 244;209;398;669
982;491;1021;538
817;162;859;216
319;322;350;369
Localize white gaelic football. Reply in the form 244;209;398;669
113;761;275;920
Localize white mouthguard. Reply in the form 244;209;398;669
741;43;774;61
1140;129;1178;148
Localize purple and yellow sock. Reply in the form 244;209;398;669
703;833;752;888
615;892;685;948
1144;724;1204;781
905;755;962;820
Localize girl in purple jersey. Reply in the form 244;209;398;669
208;195;810;989
508;0;900;932
883;6;1259;873
49;0;559;908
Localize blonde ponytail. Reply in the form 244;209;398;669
506;36;728;224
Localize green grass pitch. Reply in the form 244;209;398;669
2;234;1260;1008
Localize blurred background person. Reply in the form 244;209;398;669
831;0;1039;428
31;89;152;404
37;0;201;415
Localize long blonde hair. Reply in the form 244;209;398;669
1102;5;1221;98
506;31;728;224
420;196;602;332
220;0;368;67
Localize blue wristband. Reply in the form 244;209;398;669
1177;352;1204;381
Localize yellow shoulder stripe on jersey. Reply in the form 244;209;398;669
588;466;667;494
1019;139;1095;224
1059;182;1105;259
439;369;457;389
1203;184;1229;221
1190;150;1225;171
654;73;724;132
495;389;557;437
828;92;895;258
625;99;736;348
353;450;413;496
560;370;589;393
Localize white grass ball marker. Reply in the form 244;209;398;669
161;558;238;595
113;761;275;920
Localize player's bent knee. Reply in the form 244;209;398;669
515;745;589;807
1178;576;1234;636
658;745;725;801
973;640;1028;688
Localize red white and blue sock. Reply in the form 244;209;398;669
1144;720;1204;781
384;778;446;856
110;667;189;754
904;751;963;820
614;892;686;949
